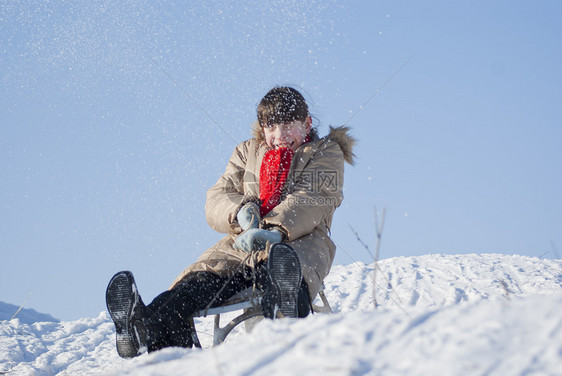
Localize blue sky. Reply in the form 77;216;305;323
1;1;561;321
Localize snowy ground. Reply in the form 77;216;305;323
1;253;561;376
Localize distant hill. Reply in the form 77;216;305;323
0;301;59;324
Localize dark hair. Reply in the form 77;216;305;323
257;87;309;128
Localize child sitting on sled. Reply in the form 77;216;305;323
106;86;355;357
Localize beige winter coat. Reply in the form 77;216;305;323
170;125;355;299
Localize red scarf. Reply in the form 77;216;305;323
259;136;311;216
259;147;294;217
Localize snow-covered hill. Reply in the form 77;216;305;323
1;254;561;375
0;302;59;325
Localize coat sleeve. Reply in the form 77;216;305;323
262;140;345;241
205;141;259;234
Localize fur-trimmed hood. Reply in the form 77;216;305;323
251;122;356;165
326;125;356;165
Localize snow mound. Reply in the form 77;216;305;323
326;253;561;313
1;254;561;375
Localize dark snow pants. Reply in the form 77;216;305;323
143;267;310;351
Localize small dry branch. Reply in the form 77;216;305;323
373;206;386;309
11;293;32;320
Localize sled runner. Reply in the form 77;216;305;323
189;285;333;347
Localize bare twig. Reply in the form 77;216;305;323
539;242;560;260
373;206;386;309
539;250;550;259
336;234;412;319
11;293;32;320
349;225;374;260
348;206;387;310
551;241;560;259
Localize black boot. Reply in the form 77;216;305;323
106;271;148;358
263;243;303;318
143;274;223;352
141;306;171;353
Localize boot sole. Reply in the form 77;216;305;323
268;244;302;318
106;271;141;358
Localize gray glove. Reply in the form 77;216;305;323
236;202;261;231
234;228;283;253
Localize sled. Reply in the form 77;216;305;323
189;285;333;347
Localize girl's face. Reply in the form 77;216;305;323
263;116;312;151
